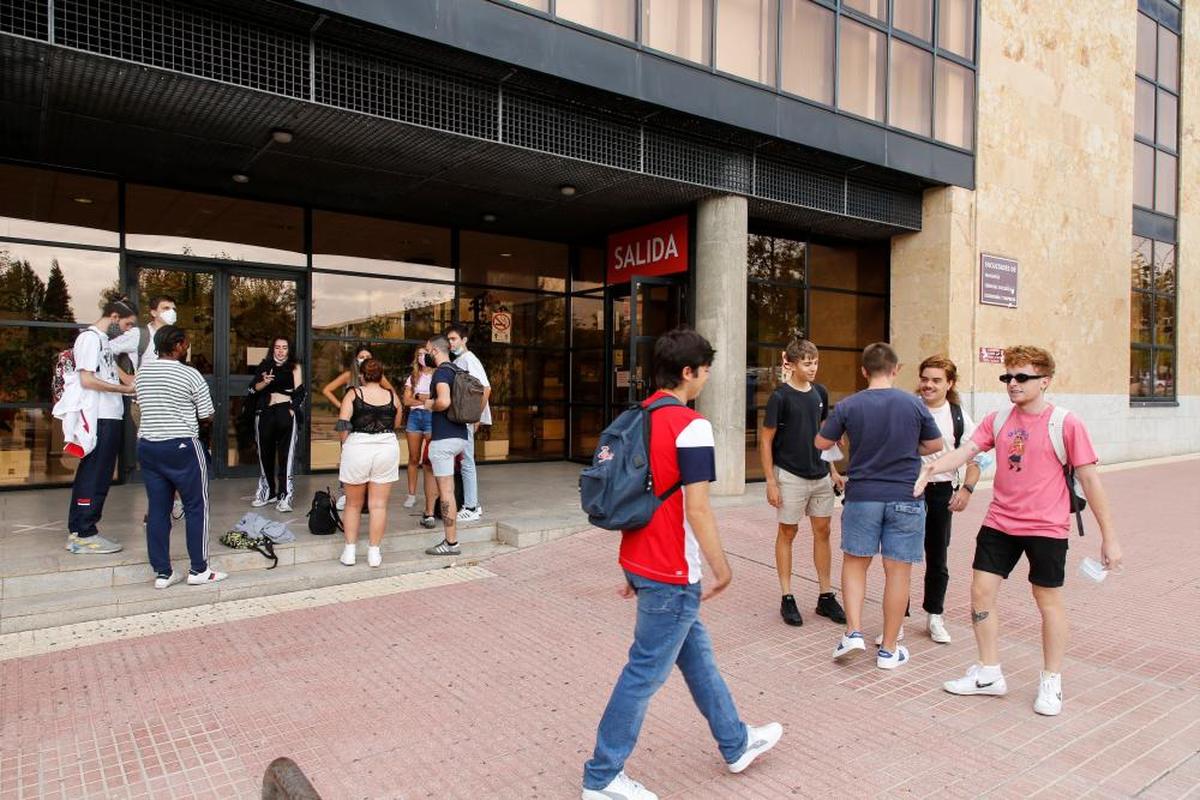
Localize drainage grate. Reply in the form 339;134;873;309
0;0;46;40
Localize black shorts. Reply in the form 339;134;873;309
972;526;1069;588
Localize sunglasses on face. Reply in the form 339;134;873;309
999;373;1043;384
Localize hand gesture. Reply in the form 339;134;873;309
1101;539;1124;571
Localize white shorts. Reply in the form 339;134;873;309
338;433;400;485
775;468;835;524
427;437;469;478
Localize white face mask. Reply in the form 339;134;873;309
159;308;177;326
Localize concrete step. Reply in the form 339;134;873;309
0;540;514;633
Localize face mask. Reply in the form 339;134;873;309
159;309;177;326
356;357;368;369
450;346;464;357
423;353;438;369
106;322;122;339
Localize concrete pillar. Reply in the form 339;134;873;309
693;195;748;495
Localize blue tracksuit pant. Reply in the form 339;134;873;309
138;437;211;576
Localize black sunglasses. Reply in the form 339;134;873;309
999;373;1044;384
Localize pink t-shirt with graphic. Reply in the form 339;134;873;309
970;405;1098;540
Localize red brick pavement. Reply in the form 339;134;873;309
1;459;1198;799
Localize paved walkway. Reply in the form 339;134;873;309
1;458;1198;799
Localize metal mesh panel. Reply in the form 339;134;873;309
755;156;846;217
503;91;639;171
644;129;752;194
54;0;308;99
846;178;922;230
0;0;47;39
315;43;496;139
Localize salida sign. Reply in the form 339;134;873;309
606;215;689;283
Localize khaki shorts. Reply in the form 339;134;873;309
775;468;835;524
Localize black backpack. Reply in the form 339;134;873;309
307;487;342;535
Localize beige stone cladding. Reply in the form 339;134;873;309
891;0;1200;462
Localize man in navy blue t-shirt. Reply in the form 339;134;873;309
816;342;942;670
421;334;468;557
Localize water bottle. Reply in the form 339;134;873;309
1078;556;1108;583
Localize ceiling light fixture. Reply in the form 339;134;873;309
482;213;497;223
499;252;512;258
271;128;294;144
232;173;250;184
72;196;94;205
558;184;577;197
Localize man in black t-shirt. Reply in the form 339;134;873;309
759;339;846;627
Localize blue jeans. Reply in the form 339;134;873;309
583;571;748;790
840;500;926;563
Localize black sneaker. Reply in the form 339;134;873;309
780;594;803;626
815;592;847;625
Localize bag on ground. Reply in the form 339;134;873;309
307;487;342;535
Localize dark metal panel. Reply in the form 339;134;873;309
884;130;975;189
1133;207;1177;243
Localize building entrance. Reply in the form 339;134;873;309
608;275;687;406
130;260;304;478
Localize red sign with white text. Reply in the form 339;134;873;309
606;215;689;284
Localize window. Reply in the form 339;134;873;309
838;18;887;121
312;211;453;281
893;0;932;41
1130;237;1176;399
556;0;636;39
844;0;886;22
780;0;835;105
0;164;119;247
934;58;975;148
937;0;975;59
890;39;933;136
715;0;778;83
642;0;712;65
1134;12;1180;215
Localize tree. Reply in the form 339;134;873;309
41;260;75;322
0;253;47;320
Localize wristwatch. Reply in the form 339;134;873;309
962;484;975;494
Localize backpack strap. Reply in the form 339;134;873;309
815;383;829;421
950;402;965;449
991;404;1014;442
1047;405;1070;466
642;395;684;501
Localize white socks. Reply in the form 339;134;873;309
979;664;1004;680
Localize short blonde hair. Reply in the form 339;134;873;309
1003;345;1055;377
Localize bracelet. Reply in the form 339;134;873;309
962;484;975;494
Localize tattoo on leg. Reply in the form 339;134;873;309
440;500;452;520
972;609;989;624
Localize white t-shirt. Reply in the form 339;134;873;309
454;350;492;425
921;401;979;484
111;323;160;368
73;326;124;420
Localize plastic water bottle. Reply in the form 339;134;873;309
1078;556;1108;583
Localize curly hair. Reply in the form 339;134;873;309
1003;345;1056;377
918;354;961;405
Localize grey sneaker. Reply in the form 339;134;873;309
420;515;437;529
65;533;122;554
276;498;293;513
425;539;461;556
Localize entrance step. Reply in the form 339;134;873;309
1;540;514;634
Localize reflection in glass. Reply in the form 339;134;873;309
844;0;886;22
312;211;453;280
809;291;886;349
457;289;566;348
934;58;975;148
0;243;119;323
1158;27;1179;91
0;407;82;485
890;40;933;136
839;18;887;121
556;0;636;39
1135;79;1155;140
1130;291;1152;344
1155;151;1177;215
126;185;305;266
135;267;216;374
313;273;454;341
459;231;568;291
808;242;889;292
748;235;805;282
1130;347;1152;397
508;0;549;9
571;296;605;348
1136;13;1157;78
1155;296;1175;345
573;247;606;292
781;0;834;104
715;0;778;83
572;349;605;404
229;275;298;374
0;326;81;403
893;0;932;41
1157;89;1177;150
1131;236;1152;291
570;405;604;460
0;164;119;247
642;0;711;64
1134;142;1155;208
745;407;766;481
488;404;566;459
1154;349;1174;398
937;0;975;60
1154;241;1176;295
748;284;803;344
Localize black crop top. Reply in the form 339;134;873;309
350;389;397;434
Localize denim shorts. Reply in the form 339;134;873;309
840;500;926;563
406;407;432;435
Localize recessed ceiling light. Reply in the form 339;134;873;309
558;184;577;196
72;196;94;204
482;213;497;223
232;173;250;184
499;252;512;258
271;128;294;144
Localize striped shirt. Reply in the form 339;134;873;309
134;359;215;441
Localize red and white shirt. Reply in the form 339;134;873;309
619;391;717;585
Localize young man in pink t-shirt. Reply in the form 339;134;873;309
914;346;1123;716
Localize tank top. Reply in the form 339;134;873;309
350;388;397;434
405;371;433;396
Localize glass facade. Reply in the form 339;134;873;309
744;234;889;480
495;0;978;149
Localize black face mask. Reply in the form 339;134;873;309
423;353;438;369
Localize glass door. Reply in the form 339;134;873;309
608;275;686;408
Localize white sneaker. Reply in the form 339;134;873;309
276;498;293;513
251;496;276;508
1034;671;1063;716
581;771;658;800
336;494;347;511
340;544;356;566
403;494;417;508
943;664;1008;696
876;644;910;670
833;631;867;660
928;614;952;644
186;569;228;585
456;506;482;522
153;571;182;590
171;498;185;520
727;722;783;773
367;546;382;568
875;626;905;646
